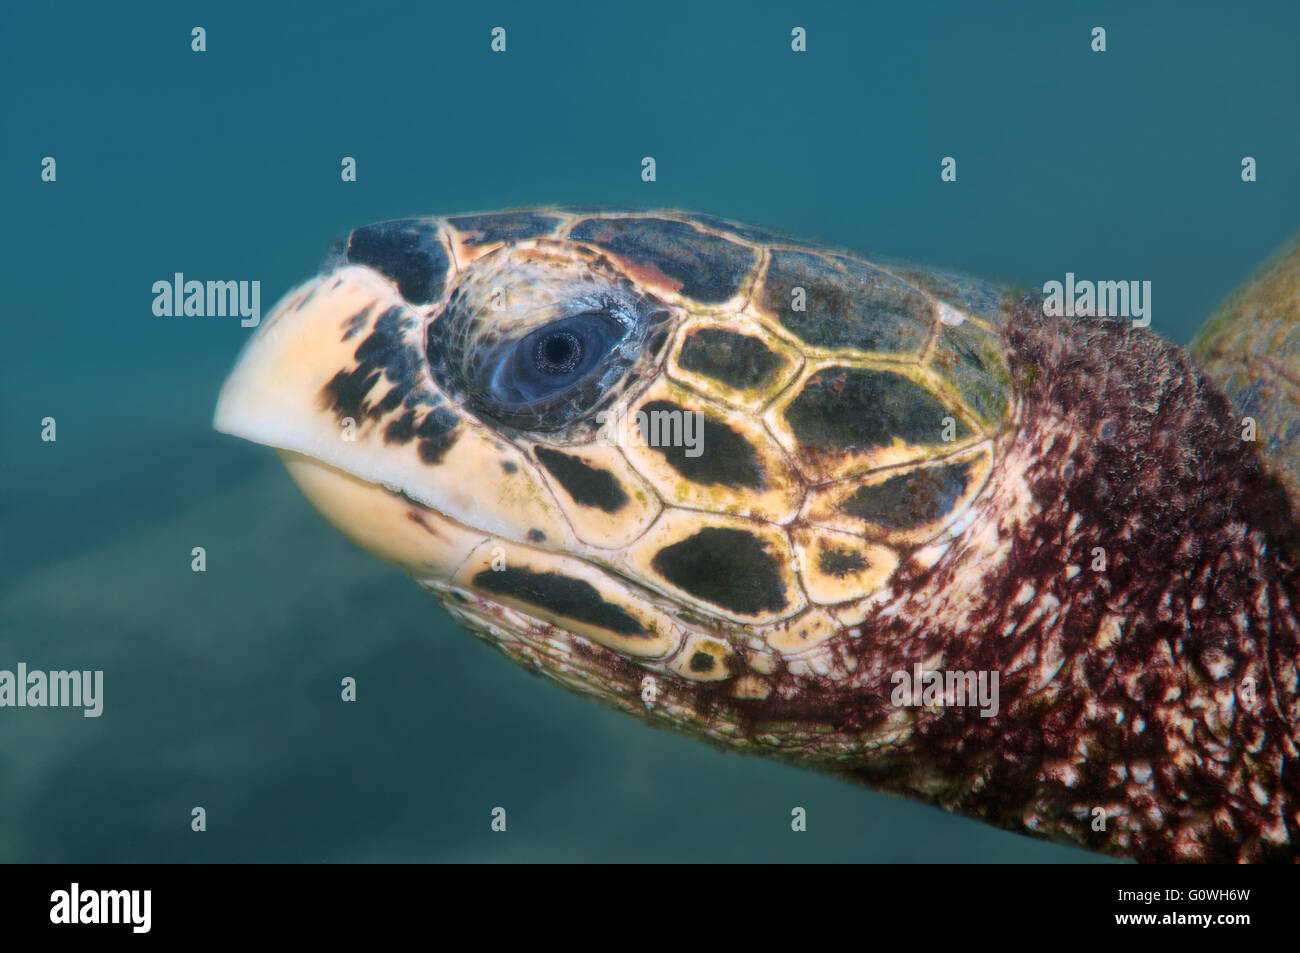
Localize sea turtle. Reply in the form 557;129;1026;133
213;209;1300;862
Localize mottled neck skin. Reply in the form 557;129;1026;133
449;298;1300;862
836;300;1300;862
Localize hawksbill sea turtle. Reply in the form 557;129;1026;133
213;209;1300;862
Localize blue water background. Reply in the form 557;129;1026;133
1;0;1298;861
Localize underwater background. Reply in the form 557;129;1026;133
2;0;1298;862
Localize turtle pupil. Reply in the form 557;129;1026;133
535;331;582;375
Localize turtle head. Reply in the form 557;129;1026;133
214;210;1013;759
216;211;1300;861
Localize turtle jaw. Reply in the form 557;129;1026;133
275;450;488;581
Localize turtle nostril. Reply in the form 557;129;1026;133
535;330;583;375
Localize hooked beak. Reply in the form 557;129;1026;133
212;266;541;580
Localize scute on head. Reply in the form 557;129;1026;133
568;216;758;305
668;315;803;411
759;250;934;357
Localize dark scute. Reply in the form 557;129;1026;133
930;323;1010;427
840;459;974;529
447;211;562;246
322;366;381;423
383;409;418;444
651;527;787;615
322;307;423;421
534;446;629;513
784;367;970;451
471;567;647;637
689;652;715;672
414;407;461;464
762;250;931;353
637;400;765;489
817;546;868;577
340;308;369;342
320;305;462;461
346;219;450;304
570;217;756;303
678;328;784;389
373;385;404;416
381;406;460;464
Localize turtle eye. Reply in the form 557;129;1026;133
533;328;582;374
426;242;671;434
487;310;624;408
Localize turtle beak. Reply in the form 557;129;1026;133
213;268;395;472
212;267;484;577
213;266;576;579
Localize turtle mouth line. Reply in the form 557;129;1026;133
274;449;490;581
